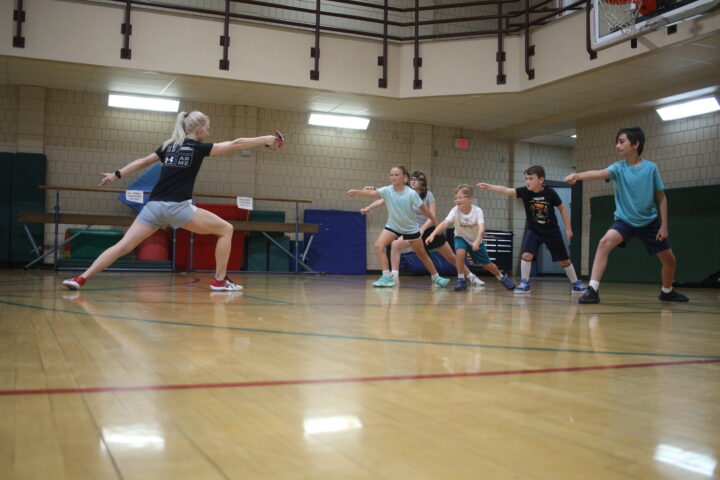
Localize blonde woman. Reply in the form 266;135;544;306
63;111;281;291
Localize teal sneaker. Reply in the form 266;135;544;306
571;280;588;293
433;275;450;287
372;275;395;287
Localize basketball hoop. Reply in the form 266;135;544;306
601;0;644;36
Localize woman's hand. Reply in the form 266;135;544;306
99;173;117;186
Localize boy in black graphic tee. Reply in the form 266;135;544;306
63;110;281;292
477;165;587;294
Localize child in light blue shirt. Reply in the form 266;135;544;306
348;165;450;288
566;127;688;304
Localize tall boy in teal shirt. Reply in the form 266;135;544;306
565;127;688;304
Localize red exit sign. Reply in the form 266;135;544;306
454;137;469;149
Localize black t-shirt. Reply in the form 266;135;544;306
515;186;562;235
149;139;213;202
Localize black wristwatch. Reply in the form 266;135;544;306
114;170;122;179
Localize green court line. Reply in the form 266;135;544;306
1;298;718;360
0;286;717;313
0;289;716;314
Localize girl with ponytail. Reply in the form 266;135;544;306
63;110;282;292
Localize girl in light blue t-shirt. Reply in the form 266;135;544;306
347;165;450;288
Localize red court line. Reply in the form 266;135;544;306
2;358;719;397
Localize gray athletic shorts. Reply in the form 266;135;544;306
137;200;197;229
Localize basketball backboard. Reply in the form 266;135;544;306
591;0;720;49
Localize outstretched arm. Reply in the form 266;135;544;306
210;135;278;156
426;219;450;244
99;153;160;186
476;183;517;197
361;198;385;215
348;188;381;199
565;169;610;185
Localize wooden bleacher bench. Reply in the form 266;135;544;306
20;211;135;227
19;211;320;272
19;212;319;234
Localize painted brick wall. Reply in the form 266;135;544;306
573;110;720;273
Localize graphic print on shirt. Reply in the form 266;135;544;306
162;144;194;168
530;197;551;225
458;212;477;228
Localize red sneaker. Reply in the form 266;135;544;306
210;277;243;291
63;276;86;290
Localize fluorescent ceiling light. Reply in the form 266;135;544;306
656;96;719;121
308;113;370;130
108;94;179;112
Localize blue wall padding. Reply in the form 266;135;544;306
303;209;366;274
400;251;457;276
117;163;162;213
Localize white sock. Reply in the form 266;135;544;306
521;259;532;283
458;273;465;279
564;264;579;283
662;286;673;293
391;270;399;279
383;270;390;277
495;272;504;281
589;280;600;290
432;273;439;280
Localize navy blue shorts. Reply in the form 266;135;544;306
521;229;569;262
609;217;671;255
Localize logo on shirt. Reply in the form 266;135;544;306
530;197;550;224
163;145;194;168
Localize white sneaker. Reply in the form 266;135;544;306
468;274;485;286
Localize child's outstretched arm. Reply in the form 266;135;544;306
361;199;385;215
476;183;517;197
556;204;573;240
565;169;609;184
347;188;381;199
426;219;450;245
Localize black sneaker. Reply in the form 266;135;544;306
579;286;600;304
659;289;689;302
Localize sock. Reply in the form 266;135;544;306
432;274;439;280
563;263;579;283
391;270;399;279
662;286;673;293
383;270;391;278
521;259;532;283
458;273;465;279
589;280;600;291
495;272;504;281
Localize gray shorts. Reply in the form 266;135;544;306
137;200;197;229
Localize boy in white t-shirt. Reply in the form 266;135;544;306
426;185;516;292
